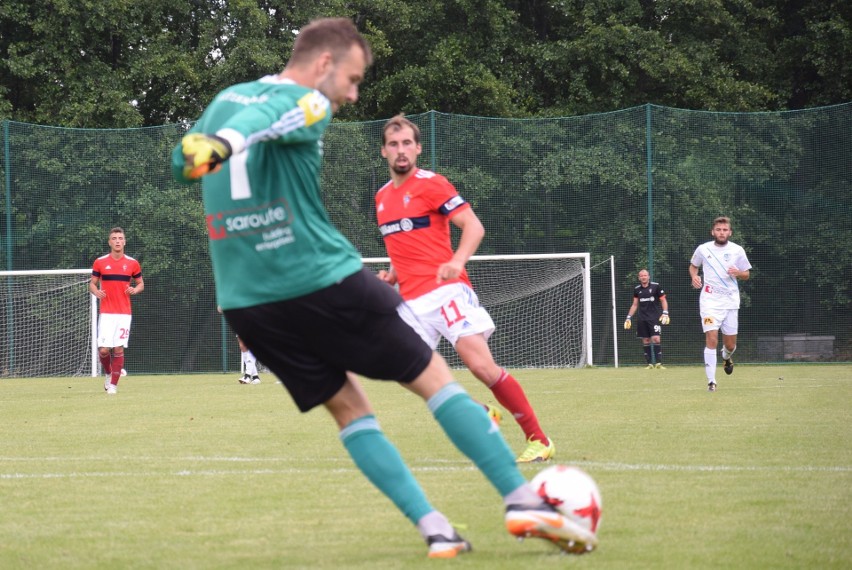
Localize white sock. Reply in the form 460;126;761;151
721;346;736;361
503;483;543;508
242;351;258;376
416;510;454;539
704;347;717;383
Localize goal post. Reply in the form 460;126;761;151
362;253;593;368
0;269;97;378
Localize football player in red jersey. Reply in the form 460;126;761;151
89;227;143;394
375;115;555;463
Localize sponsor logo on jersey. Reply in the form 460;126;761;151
379;215;430;237
298;91;329;126
439;195;466;215
206;199;293;240
218;92;270;106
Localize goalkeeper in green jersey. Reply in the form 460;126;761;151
170;17;594;559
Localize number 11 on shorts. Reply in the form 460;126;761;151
440;299;465;327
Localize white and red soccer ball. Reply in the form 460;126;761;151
530;464;603;549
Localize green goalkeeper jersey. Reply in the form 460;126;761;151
171;75;363;310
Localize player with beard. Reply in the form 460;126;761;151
689;217;752;391
375;114;555;463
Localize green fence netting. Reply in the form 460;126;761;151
1;104;850;375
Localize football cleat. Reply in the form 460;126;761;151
505;502;597;554
723;357;734;375
238;374;251;384
708;382;717;392
645;364;654;369
426;531;472;558
517;437;555;463
250;376;261;385
105;384;117;395
485;404;502;425
655;363;666;369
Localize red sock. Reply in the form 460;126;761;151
489;369;548;444
111;354;124;385
99;353;112;375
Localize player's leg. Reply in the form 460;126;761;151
324;373;468;557
703;317;720;390
402;354;591;552
651;333;664;368
226;273;470;557
109;315;131;388
455;333;553;462
243;350;260;382
236;336;250;383
636;320;653;367
720;310;739;375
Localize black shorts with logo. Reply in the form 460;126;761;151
225;267;432;412
636;318;662;339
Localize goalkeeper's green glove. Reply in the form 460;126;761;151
623;316;632;330
659;311;670;325
181;133;232;179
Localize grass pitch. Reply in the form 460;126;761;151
1;365;850;569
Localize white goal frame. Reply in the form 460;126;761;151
0;269;98;377
362;253;593;367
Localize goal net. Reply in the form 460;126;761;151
0;270;96;378
362;253;592;368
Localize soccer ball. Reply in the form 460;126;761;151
530;464;602;552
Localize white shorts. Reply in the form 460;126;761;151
700;307;739;335
98;313;132;348
398;283;495;349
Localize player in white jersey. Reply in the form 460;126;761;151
689;217;752;391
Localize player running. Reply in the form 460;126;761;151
375;114;555;463
689;216;752;391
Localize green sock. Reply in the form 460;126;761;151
340;415;432;525
428;383;526;496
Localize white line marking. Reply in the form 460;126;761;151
1;458;848;479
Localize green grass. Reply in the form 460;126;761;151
1;365;850;569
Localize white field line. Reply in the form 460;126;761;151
1;457;849;479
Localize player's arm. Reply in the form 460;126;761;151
728;266;750;280
128;275;144;296
624;297;639;329
89;274;105;299
438;208;484;283
659;294;670;324
172;90;330;183
377;265;398;285
689;263;702;289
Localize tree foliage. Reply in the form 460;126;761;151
1;0;849;126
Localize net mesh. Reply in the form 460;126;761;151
1;104;850;375
0;272;92;377
364;256;588;368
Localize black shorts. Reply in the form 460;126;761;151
636;318;662;339
224;268;432;412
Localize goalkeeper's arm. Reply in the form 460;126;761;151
171;128;246;183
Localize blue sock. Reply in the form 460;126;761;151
428;383;526;497
340;415;433;525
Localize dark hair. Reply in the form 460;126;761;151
382;114;420;145
290;18;372;66
110;227;125;235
